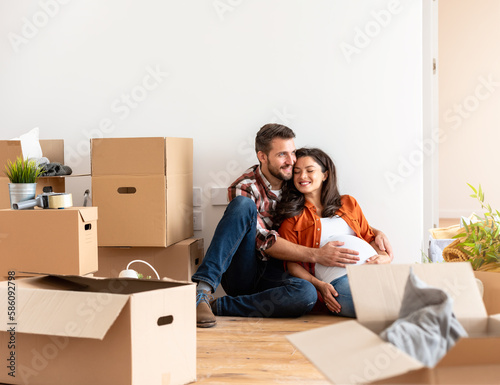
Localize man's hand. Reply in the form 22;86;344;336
315;241;360;267
317;281;341;313
365;254;392;264
372;228;394;259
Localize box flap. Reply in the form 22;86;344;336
347;262;487;332
91;137;166;176
165;137;193;176
287;320;423;384
0;278;128;340
40;139;64;164
78;206;98;222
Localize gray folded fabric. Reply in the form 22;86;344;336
380;268;468;367
40;162;73;176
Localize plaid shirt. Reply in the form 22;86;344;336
228;165;280;260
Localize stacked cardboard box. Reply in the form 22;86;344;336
0;139;66;208
91;137;201;282
0;207;98;277
91;137;193;247
0;137;197;384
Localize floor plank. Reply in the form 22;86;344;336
196;315;346;384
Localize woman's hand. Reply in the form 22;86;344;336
365;254;392;264
317;281;342;313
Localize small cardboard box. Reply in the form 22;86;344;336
0;274;196;385
95;238;204;281
0;140;66;209
0;207;98;276
287;263;500;385
91;137;193;247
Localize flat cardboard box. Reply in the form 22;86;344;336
0;274;196;385
91;137;193;247
0;207;98;276
95;238;204;281
287;263;500;384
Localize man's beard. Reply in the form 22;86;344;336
268;163;293;182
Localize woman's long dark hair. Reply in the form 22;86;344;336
274;148;342;224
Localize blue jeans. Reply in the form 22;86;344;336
192;196;317;318
329;274;356;318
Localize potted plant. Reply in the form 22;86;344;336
4;156;43;209
448;184;500;272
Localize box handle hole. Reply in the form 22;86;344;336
157;315;174;326
85;224;92;231
195;258;200;265
117;187;137;194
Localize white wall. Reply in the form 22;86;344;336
439;0;500;218
0;0;424;263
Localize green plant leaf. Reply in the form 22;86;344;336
467;183;477;194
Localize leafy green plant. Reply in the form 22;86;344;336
453;184;500;270
4;156;42;183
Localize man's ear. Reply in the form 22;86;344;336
257;151;267;164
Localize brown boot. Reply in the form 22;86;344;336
196;290;216;328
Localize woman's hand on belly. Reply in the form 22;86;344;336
365;254;392;264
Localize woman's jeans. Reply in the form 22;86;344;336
192;196;317;318
329;274;356;318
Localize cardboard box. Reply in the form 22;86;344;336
287;263;500;385
91;137;193;247
0;274;196;385
0;140;66;208
474;271;500;315
95;238;204;281
0;207;98;276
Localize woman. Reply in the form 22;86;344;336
276;148;392;317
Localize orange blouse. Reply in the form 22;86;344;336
278;195;375;275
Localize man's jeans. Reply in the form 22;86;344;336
192;196;317;318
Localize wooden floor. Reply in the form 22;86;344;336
196;314;346;384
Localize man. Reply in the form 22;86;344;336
192;124;393;327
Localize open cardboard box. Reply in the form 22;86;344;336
0;140;66;209
287;263;500;384
0;274;196;385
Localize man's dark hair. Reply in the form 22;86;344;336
274;147;342;224
255;123;296;155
